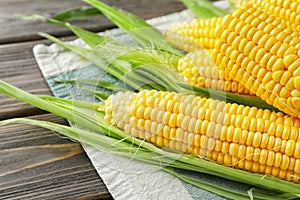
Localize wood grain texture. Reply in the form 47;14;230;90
0;40;53;120
0;0;185;44
0;114;112;200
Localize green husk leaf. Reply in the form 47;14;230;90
38;95;101;110
17;14;64;25
53;6;102;20
39;32;144;90
63;23;115;48
179;83;280;112
18;6;102;24
76;81;109;101
38;32;92;56
83;0;181;55
0;118;138;154
0;80;105;134
0;80;73;121
181;0;229;18
131;64;188;93
164;168;271;200
19;14;114;48
55;79;128;92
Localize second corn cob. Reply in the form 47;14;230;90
210;3;300;118
104;90;300;183
165;2;300;118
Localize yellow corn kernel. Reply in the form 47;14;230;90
164;17;223;51
248;0;300;31
211;2;300;118
105;90;300;182
177;50;255;95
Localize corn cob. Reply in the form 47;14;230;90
104;90;300;183
178;50;254;95
210;3;300;118
165;2;300;117
238;0;300;32
164;17;222;51
165;4;300;52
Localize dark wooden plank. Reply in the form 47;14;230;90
0;0;185;44
0;40;53;120
0;36;78;120
0;113;113;200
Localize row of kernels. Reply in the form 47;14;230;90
240;2;300;42
257;0;300;26
191;77;250;94
163;30;202;52
193;140;300;182
235;157;300;182
213;41;297;115
125;108;300;180
129;91;300;142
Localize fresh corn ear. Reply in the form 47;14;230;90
238;0;300;32
105;90;300;183
164;17;222;51
178;50;254;95
166;2;300;117
165;1;300;52
210;3;300;118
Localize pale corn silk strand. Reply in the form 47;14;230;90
104;90;300;183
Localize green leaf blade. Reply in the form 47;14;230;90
53;6;102;21
83;0;182;55
181;0;229;18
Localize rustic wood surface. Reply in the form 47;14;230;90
0;0;187;199
0;0;185;44
0;114;112;200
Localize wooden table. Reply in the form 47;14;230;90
0;0;187;199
